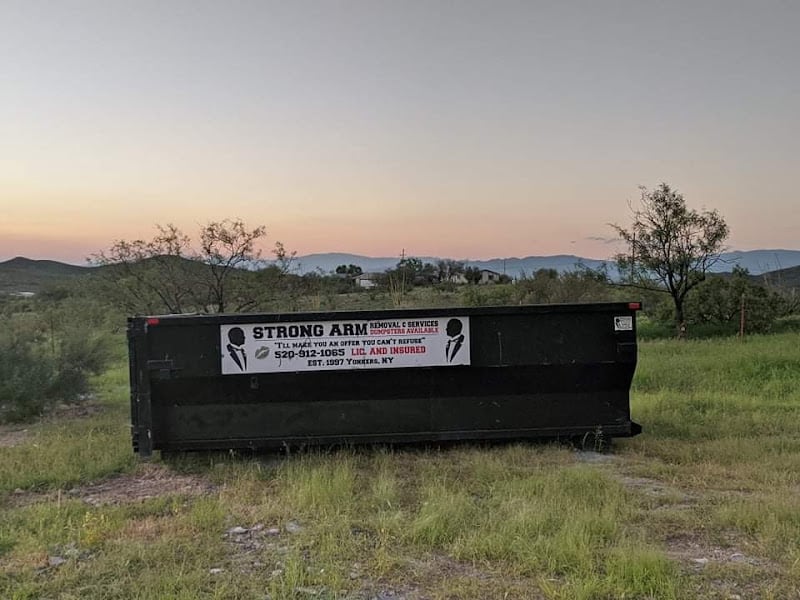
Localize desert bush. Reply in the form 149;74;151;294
0;298;116;423
0;321;56;422
681;269;780;334
511;268;615;305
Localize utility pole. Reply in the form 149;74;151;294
739;292;746;339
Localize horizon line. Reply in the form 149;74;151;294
3;247;800;268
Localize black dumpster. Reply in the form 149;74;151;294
128;303;642;457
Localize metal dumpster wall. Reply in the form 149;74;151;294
129;303;640;456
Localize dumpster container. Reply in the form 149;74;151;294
128;303;642;457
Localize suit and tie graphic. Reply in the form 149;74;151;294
445;318;465;363
226;327;247;371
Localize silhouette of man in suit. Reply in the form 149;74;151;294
227;327;247;371
445;318;465;363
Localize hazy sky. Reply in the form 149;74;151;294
1;0;798;263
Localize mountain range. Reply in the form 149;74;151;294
1;249;800;294
289;249;800;278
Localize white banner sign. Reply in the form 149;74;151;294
220;316;470;374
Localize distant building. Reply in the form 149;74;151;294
479;269;502;284
355;273;381;289
445;269;502;285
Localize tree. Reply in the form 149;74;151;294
196;219;266;313
418;261;438;284
613;183;729;336
386;257;437;287
335;264;363;277
91;219;276;314
464;266;482;285
398;257;424;278
90;224;196;314
436;259;466;283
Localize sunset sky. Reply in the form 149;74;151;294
2;1;798;264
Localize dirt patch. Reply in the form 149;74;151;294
72;463;217;506
663;530;783;599
574;450;619;464
0;425;31;448
405;553;495;582
7;464;217;507
220;522;289;576
48;399;104;421
664;531;771;568
9;464;217;508
617;474;699;505
354;554;542;600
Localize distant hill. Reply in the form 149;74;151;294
753;265;800;289
0;257;91;293
2;249;800;295
0;255;207;294
716;250;800;275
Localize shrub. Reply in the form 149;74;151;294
0;302;115;423
0;328;57;422
683;269;780;334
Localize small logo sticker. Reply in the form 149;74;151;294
614;316;633;331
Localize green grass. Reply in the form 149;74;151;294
0;363;135;496
617;332;800;597
1;332;799;598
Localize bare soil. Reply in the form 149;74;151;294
9;463;217;508
0;425;30;448
73;463;217;506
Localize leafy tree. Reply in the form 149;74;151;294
335;264;363;276
613;183;729;337
399;257;424;276
386;257;438;287
464;266;482;285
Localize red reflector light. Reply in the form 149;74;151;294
146;318;160;326
628;302;641;311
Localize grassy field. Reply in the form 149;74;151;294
1;332;799;599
